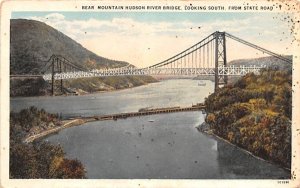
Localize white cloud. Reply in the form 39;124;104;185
45;13;65;20
27;13;293;67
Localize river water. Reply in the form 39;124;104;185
10;79;290;179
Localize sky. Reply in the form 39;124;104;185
12;11;293;68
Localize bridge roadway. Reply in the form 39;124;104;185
42;65;264;81
10;75;43;79
24;119;85;143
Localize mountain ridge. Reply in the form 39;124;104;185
228;55;292;71
10;19;157;96
10;19;131;74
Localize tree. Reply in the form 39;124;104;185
204;69;292;169
9;107;86;178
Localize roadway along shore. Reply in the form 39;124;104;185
24;119;86;143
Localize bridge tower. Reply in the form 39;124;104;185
214;31;227;91
41;55;87;96
50;56;64;96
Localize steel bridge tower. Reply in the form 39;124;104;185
50;56;64;96
214;31;227;91
41;55;87;96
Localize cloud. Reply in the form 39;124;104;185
27;13;292;67
45;13;65;20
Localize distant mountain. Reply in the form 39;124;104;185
194;55;292;82
225;56;292;84
228;56;292;72
10;19;157;96
10;19;129;74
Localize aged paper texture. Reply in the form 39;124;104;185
1;0;300;187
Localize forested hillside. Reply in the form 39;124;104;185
10;19;129;74
204;69;292;168
10;107;86;178
10;19;157;96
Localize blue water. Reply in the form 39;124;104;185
11;79;290;179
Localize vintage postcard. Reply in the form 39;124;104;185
1;0;300;187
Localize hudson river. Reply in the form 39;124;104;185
11;79;290;179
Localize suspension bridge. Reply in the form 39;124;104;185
12;31;292;95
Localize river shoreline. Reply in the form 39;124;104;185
10;80;160;99
23;104;290;172
196;122;291;173
23;119;87;143
26;111;292;175
75;80;159;95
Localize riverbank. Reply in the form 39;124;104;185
70;78;159;96
23;119;86;143
9;107;87;178
12;75;159;97
203;69;292;169
196;122;291;173
10;79;160;99
45;111;290;179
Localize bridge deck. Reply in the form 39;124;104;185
42;66;264;80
